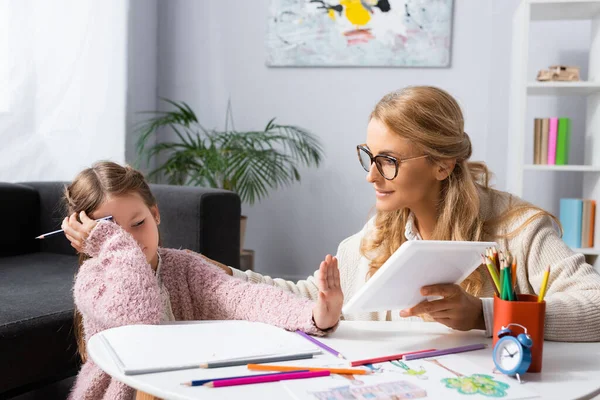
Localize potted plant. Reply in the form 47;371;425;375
135;99;324;252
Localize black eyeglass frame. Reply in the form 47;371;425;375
356;144;428;180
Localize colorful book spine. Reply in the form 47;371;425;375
534;118;542;164
540;118;549;165
590;200;596;248
582;200;591;249
556;118;571;165
560;198;583;248
547;117;558;165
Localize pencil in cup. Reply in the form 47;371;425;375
182;370;310;387
204;370;330;388
482;255;500;296
295;330;346;360
538;266;550;303
35;216;113;239
247;364;370;375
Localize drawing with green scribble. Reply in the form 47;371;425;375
389;360;428;380
426;359;510;397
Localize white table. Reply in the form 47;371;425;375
88;321;600;400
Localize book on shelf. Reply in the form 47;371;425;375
533;117;571;165
559;198;596;249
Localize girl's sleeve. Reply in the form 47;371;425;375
73;221;162;330
185;253;333;336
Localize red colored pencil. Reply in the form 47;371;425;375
350;348;436;367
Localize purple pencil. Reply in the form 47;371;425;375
295;330;346;360
402;343;487;361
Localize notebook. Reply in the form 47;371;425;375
98;320;322;375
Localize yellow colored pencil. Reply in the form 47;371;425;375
538;265;551;302
482;255;501;295
246;364;370;375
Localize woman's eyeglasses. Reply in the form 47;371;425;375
356;144;427;180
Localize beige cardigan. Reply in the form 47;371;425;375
232;189;600;342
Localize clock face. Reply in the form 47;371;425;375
494;337;523;373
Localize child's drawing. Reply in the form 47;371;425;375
426;359;511;398
309;380;427;400
390;360;428;379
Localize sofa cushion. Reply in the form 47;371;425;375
0;253;80;394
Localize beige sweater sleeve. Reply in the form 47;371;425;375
230;266;320;300
514;214;600;342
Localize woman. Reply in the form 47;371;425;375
223;86;600;341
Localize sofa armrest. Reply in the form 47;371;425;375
19;182;75;256
0;183;40;256
150;184;241;269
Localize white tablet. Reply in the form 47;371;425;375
342;240;497;314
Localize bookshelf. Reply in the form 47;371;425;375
507;0;600;267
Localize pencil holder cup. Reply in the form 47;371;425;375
493;294;545;373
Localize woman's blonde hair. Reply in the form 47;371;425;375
65;161;157;362
361;86;558;296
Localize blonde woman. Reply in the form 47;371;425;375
223;86;600;342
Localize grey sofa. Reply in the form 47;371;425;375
0;182;240;398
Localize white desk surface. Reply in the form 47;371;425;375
88;320;600;400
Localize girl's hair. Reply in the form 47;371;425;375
361;86;558;296
65;161;157;362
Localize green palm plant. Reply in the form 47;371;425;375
135;100;324;205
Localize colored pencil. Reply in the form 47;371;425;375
538;265;551;303
482;255;500;296
204;370;330;388
199;352;314;369
350;349;436;367
247;364;369;375
181;371;307;386
295;330;346;360
35;215;113;239
402;343;487;361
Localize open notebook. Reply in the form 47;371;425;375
98;321;322;375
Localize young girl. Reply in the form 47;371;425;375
62;161;342;400
223;86;600;342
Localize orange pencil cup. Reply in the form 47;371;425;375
493;294;545;373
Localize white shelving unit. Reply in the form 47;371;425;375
507;0;600;262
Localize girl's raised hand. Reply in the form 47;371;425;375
312;254;343;331
62;211;99;253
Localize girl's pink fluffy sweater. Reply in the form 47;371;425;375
68;221;326;400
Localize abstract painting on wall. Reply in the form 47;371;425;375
267;0;454;67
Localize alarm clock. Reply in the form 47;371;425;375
492;323;533;382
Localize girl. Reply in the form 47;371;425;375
62;161;343;400
223;86;600;342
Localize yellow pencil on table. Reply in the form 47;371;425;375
538;265;551;302
247;364;370;375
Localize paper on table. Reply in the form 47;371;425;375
283;354;539;400
98;321;322;375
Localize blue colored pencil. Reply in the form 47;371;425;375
181;370;309;387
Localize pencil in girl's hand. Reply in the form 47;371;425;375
35;216;113;239
295;330;346;360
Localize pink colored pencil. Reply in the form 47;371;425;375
547;117;558;165
204;370;330;388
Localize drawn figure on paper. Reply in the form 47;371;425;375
310;380;427;400
426;359;510;398
389;360;428;380
334;372;365;385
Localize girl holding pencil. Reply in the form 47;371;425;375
61;162;343;400
220;86;600;342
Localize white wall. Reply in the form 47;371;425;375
0;0;128;182
157;0;497;278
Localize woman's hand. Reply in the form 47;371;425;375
399;284;485;331
62;211;99;253
312;254;344;331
